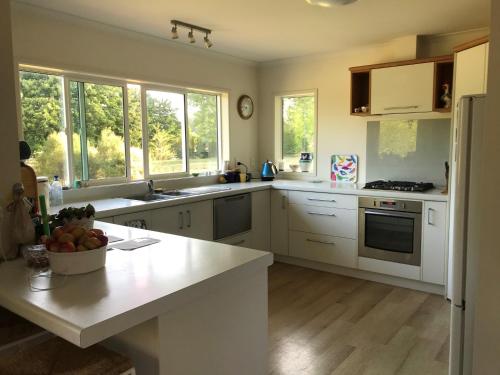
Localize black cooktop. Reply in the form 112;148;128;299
364;180;435;192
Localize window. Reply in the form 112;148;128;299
18;67;224;186
276;92;317;172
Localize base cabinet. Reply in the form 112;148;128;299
422;201;447;284
270;190;289;255
251;191;271;251
113;211;152;229
150;201;213;241
289;231;357;268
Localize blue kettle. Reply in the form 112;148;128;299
261;160;278;181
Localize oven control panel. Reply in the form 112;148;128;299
359;197;422;213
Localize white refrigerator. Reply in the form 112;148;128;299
449;95;486;375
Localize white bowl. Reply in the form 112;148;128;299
48;246;107;275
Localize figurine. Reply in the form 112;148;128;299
441;83;452;109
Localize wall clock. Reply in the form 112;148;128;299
237;95;254;119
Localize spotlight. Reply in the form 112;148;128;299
188;29;195;43
204;34;213;48
171;25;178;39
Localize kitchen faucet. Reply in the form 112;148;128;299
147;180;154;194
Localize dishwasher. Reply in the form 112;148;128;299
213;193;252;240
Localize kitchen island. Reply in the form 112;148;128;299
0;222;273;374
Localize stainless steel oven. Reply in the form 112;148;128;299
358;197;422;266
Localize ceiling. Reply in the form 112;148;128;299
15;0;491;62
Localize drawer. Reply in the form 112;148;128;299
289;204;357;239
289;231;357;268
289;191;357;209
216;231;252;248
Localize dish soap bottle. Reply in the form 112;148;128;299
50;176;63;207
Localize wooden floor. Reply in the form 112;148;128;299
268;262;450;375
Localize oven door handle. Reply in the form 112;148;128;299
364;208;421;218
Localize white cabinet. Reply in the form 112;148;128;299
217;231;252;248
288;191;357;209
150;200;213;241
422;201;447;285
289;231;357;268
454;42;489;105
289;204;357;239
113;211;152;229
251;190;270;251
270;190;289;255
371;62;434;114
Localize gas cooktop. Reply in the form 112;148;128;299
364;180;435;192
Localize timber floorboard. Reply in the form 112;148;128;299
268;262;450;375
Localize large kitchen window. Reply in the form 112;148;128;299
18;67;224;186
275;91;317;173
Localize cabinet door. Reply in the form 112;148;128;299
422;201;447;285
113;211;152;230
150;206;185;235
251;190;270;251
183;200;213;241
270;190;288;255
454;43;488;107
371;62;434;114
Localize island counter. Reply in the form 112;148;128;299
0;222;273;374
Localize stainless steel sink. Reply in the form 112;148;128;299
161;190;195;197
125;193;174;202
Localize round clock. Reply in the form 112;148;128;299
237;95;254;119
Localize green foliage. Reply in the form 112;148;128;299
282;96;315;159
27;132;67;179
187;93;218;162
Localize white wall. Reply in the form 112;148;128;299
10;2;259;172
0;0;20;202
472;3;500;374
257;36;419;183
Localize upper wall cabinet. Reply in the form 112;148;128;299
371;63;434;114
350;56;454;116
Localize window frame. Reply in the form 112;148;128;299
16;64;226;186
274;89;318;175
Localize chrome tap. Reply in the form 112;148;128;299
147;179;154;195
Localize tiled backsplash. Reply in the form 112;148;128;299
366;118;451;186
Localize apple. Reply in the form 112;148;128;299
52;226;64;239
96;234;109;246
58;233;75;243
60;242;76;253
84;237;101;250
78;234;89;246
76;244;88;252
86;230;97;238
70;226;86;240
90;228;104;236
48;242;60;252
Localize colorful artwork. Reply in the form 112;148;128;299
331;154;358;182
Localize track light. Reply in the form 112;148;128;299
188;29;195;43
204;33;213;48
170;20;213;48
171;25;178;39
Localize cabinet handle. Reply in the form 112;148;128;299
178;211;184;229
186;210;191;228
307;238;336;246
383;105;420;111
231;239;245;246
307;211;336;217
307;198;336;203
281;195;287;209
428;208;435;225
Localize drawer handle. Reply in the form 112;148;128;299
383;105;420;111
307;211;336;217
427;208;435;225
178;211;184;230
307;198;336;203
307;238;336;246
231;239;245;246
186;210;191;228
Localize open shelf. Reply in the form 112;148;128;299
433;60;454;112
350;70;370;115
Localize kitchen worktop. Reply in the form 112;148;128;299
50;180;448;218
0;222;273;348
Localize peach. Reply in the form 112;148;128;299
76;244;88;252
58;233;75;244
60;242;76;253
84;237;101;250
48;242;60;252
70;226;86;240
52;226;64;239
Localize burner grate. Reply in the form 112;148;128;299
364;180;434;192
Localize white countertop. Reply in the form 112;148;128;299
0;222;273;348
50;180;448;219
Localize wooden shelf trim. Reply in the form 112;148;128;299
349;55;453;73
453;36;489;53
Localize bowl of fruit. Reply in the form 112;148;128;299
44;225;109;275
